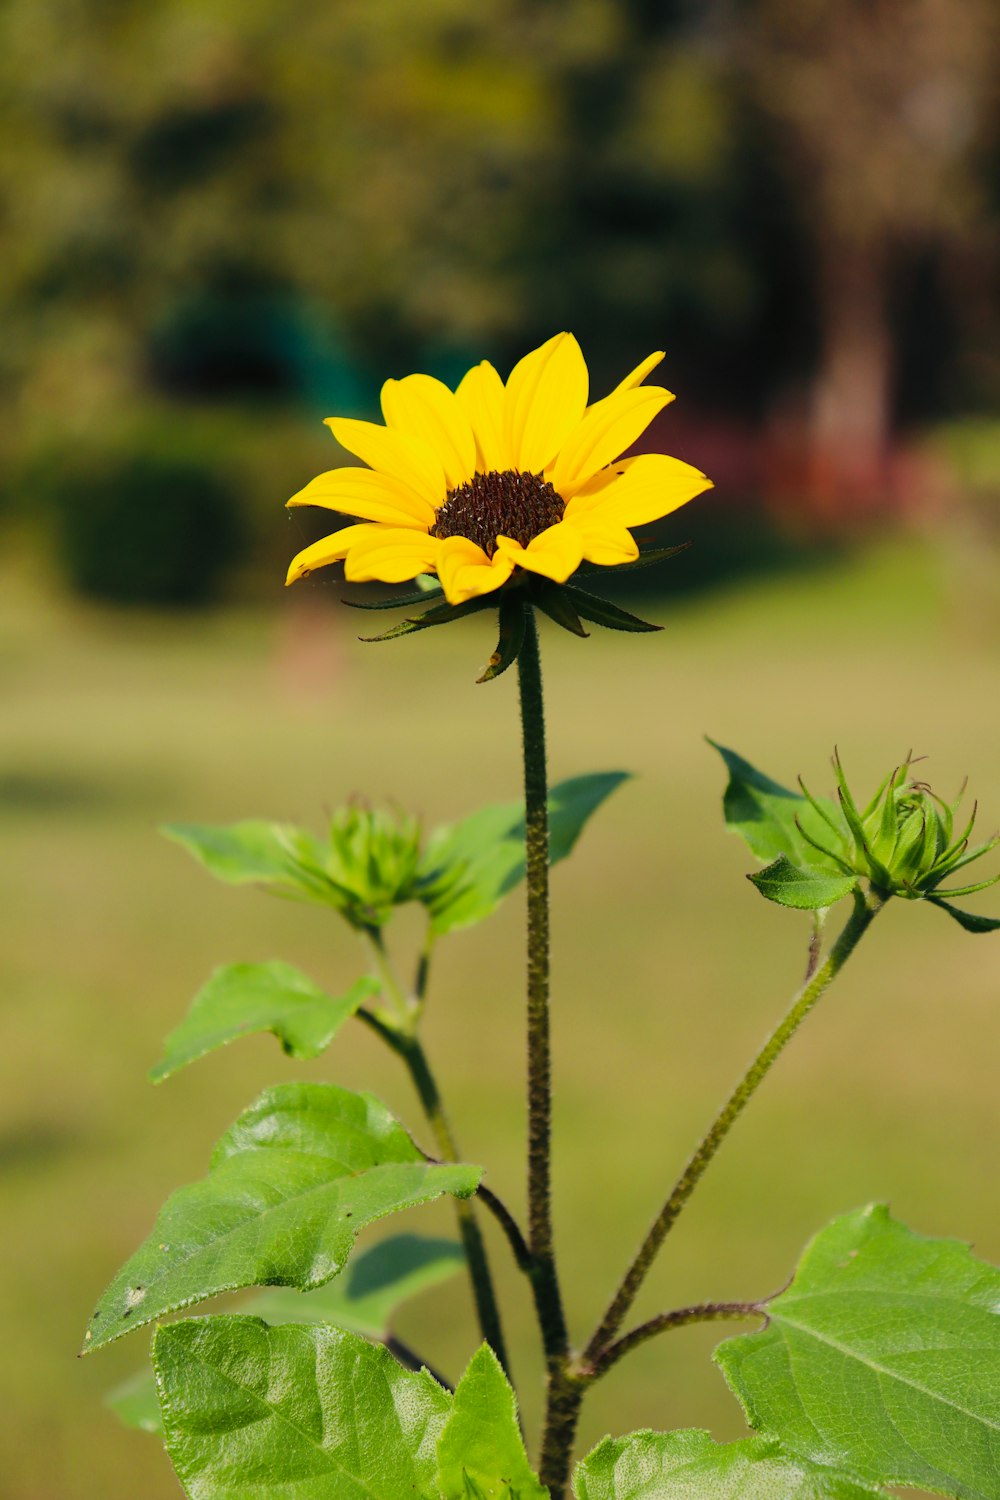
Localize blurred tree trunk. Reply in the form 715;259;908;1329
741;0;997;513
809;234;892;507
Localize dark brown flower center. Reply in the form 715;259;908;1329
432;469;564;557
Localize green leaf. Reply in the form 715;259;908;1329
107;1234;463;1439
478;594;528;683
252;1232;465;1339
437;1344;547;1499
151;963;378;1081
343;582;445;609
360;592;497;643
576;542;690;577
929;898;1000;933
153;1316;449;1499
533;585;590;638
709;743;846;872
84;1084;480;1352
419;772;629;935
748;856;858;911
106;1365;164;1436
561;585;661;633
574;1429;878;1498
162;820;343;907
108;1238;461;1442
716;1204;1000;1499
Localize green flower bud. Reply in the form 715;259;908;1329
322;804;424;930
802;752;1000;904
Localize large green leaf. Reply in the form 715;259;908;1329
748;856;858;911
574;1430;878;1499
709;743;846;872
107;1234;464;1437
84;1084;480;1353
437;1344;547;1499
419;772;629;935
716;1205;1000;1499
152;963;378;1081
153;1317;449;1499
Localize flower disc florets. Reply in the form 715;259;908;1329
432;470;565;556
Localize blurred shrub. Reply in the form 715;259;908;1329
29;442;245;607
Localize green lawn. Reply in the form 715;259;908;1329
3;538;999;1499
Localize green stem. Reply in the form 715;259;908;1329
393;1031;512;1377
356;997;511;1376
582;1300;763;1381
582;886;886;1367
517;606;573;1494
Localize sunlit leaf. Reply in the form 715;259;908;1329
748;856;857;911
84;1084;480;1352
153;1317;449;1499
418;772;629;935
574;1429;879;1498
716;1205;1000;1498
437;1344;547;1499
106;1233;463;1438
709;742;846;872
151;963;378;1081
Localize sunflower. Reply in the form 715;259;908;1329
285;333;711;607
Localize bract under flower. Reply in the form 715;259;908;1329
285;334;712;606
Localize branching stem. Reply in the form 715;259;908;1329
581;1300;763;1380
582;886;886;1366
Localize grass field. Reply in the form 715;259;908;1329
3;535;999;1499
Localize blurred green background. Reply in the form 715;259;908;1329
3;2;1000;1497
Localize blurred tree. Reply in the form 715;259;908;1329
1;0;997;591
738;0;1000;506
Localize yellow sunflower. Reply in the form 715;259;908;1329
285;332;712;607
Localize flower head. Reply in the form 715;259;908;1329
285;333;711;607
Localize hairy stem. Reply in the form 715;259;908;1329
583;886;886;1365
355;1011;512;1377
583;1301;763;1380
517;606;573;1494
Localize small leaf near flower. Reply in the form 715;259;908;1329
150;963;379;1081
748;856;858;911
709;742;847;872
928;898;1000;934
417;771;630;936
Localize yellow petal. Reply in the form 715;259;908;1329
456;361;511;472
285;524;380;585
287;467;436;528
567;452;711;528
504;333;589;474
609;350;665;397
343;527;442;585
496;521;583;583
563;512;640;566
548;386;675;496
380;373;477;490
326;416;445;510
437;535;514;605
